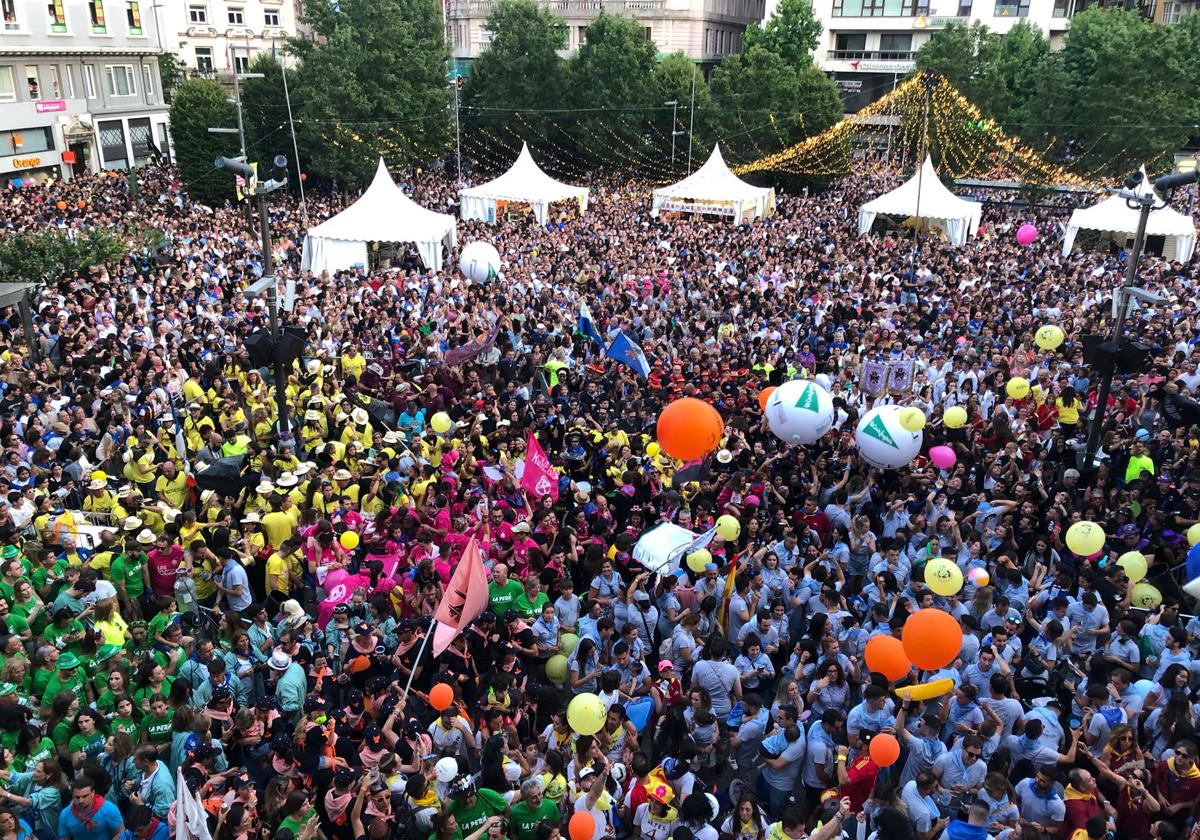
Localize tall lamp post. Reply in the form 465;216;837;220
1082;166;1200;468
215;153;295;450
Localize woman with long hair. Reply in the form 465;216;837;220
0;758;64;839
97;732;136;809
719;796;767;840
806;660;849;715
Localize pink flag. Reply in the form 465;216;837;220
432;537;490;656
521;431;559;501
316;571;370;629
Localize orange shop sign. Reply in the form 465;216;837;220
10;157;42;168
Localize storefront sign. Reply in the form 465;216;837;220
836;79;863;92
11;157;42;168
659;200;735;217
846;60;916;73
34;99;67;113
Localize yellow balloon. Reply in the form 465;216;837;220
1035;324;1065;350
716;514;741;542
545;655;569;684
430;412;452;434
686;548;712;573
969;569;990;587
1006;377;1031;399
1065;521;1106;556
899;407;926;432
1189;523;1200;547
944;406;968;429
560;633;579;656
1116;551;1148;583
924;558;963;597
340;531;360;550
1131;582;1162;610
567;692;606;735
646;442;661;458
894;678;955;702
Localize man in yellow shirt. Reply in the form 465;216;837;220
183;403;215;454
264;538;301;612
341;344;367;382
155;461;189;510
262;506;297;549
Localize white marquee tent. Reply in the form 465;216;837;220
301;158;456;273
858;156;982;246
1062;168;1197;263
651;144;775;223
459;143;589;226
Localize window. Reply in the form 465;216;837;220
83;63;96;97
643;25;651;39
5;127;53;153
227;6;243;23
2;0;18;31
98;119;126;169
0;66;14;102
1052;0;1071;14
88;0;106;33
576;25;586;45
1162;0;1183;21
957;0;972;11
993;0;1030;14
834;32;866;51
232;49;248;73
48;65;60;97
879;32;912;54
105;63;135;96
194;46;213;71
64;64;74;97
264;8;279;25
188;4;207;22
832;0;922;14
129;117;151;163
24;65;38;98
142;63;152;96
126;0;141;33
46;0;66;32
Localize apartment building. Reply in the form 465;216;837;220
0;0;169;181
446;0;766;71
161;0;301;79
811;0;1195;112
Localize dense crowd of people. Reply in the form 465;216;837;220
0;153;1196;840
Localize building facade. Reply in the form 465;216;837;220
0;0;169;181
157;0;302;79
446;0;765;69
810;0;1195;112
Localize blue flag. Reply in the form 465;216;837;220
578;302;603;345
606;330;651;378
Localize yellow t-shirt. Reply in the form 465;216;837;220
262;511;296;549
155;473;189;509
341;353;366;381
265;552;290;595
1056;397;1080;425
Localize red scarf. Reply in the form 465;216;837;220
71;793;105;829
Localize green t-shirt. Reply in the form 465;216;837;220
14;736;55;772
488;579;524;616
509;798;560;840
41;671;84;707
140;710;174;744
111;716;140;738
513;591;549;621
449;787;507;837
68;731;104;760
110;553;147;599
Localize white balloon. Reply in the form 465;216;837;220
435;757;459;783
855;405;923;470
764;379;834;445
814;373;832;391
459;241;501;284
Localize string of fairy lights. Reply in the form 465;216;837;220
295;73;1136;190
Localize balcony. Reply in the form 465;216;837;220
826;49;914;61
446;0;663;17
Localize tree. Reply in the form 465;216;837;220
709;45;841;161
566;13;658;166
1053;7;1192;173
461;0;567;148
990;20;1052;143
741;0;821;69
0;228;126;283
168;78;239;203
914;21;1005;119
292;0;450;183
649;52;714;177
239;53;295;172
157;53;185;102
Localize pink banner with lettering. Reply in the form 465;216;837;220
521;431;559;500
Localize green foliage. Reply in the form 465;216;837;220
914;21;1005;118
239;53;295;171
157;53;185;102
649;53;714;178
168;79;238;204
567;13;658;165
709;46;841;160
461;0;567;145
0;228;127;283
741;0;821;69
293;0;450;182
989;21;1052;141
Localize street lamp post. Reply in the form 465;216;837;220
208;70;264;230
1082;166;1200;468
452;79;462;181
215;153;294;450
664;99;679;174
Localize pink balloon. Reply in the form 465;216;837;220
929;445;957;470
1016;224;1038;246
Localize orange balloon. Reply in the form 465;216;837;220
901;609;963;672
656;397;724;461
429;682;454;711
569;811;596;840
864;634;911;682
869;732;901;767
55;200;67;211
77;199;86;209
757;387;776;411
